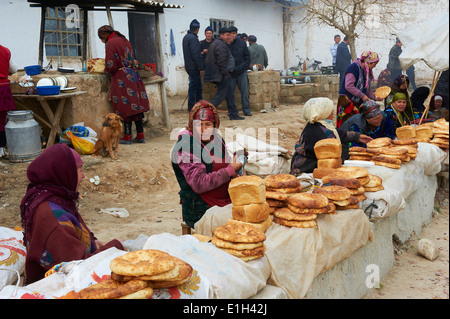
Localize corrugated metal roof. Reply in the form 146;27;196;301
27;0;183;9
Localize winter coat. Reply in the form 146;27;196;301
204;38;233;84
182;31;203;71
229;38;250;77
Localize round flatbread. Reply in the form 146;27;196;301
392;138;418;145
312;185;351;201
372;155;402;165
264;174;300;189
287;193;329;209
212;235;264;250
147;277;190;289
214;223;266;243
117;287;154;299
374;161;401;169
365;174;382;188
265;191;289;201
273;216;317;228
336;203;360;210
78;279;149;299
266;198;287;208
323;177;361;189
380;147;408;156
266;186;302;194
364;184;384;192
219;245;266;258
110;250;176;277
367;137;392;149
287;204;329;214
274;207;317;221
348;186;366;195
375;86;391;99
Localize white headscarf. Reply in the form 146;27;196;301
302;97;341;142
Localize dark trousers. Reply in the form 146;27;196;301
210;75;239;117
228;71;251;114
390;69;403;83
186;69;203;112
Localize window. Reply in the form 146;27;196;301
44;7;84;58
209;19;234;38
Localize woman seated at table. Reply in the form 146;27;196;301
20;143;124;284
336;50;383;128
385;92;414;130
339;101;395;159
171;100;243;229
290;97;372;175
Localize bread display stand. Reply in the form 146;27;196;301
0;144;445;299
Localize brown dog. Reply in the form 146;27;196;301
92;113;123;160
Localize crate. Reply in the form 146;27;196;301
9;83;31;94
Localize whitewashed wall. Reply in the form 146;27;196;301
286;0;449;83
161;0;285;96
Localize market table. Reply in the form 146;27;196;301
12;91;87;147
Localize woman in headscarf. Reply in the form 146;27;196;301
336;51;383;128
20;144;124;284
339;101;395;159
385;74;415;122
290;97;372;175
171;100;243;228
98;25;150;144
384;92;414;130
0;44;17;158
429;94;449;121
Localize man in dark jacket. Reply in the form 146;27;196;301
387;38;403;83
335;36;352;86
227;26;252;116
182;19;204;112
204;27;243;120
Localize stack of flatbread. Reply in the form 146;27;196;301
78;250;193;299
312;185;359;210
314;138;343;169
378;146;410;164
274;193;333;228
430;120;449;149
392;138;419;160
364;174;384;192
228;175;272;232
322;175;366;198
212;221;266;261
396;125;416;140
264;174;302;214
348;146;380;161
415;125;433;143
366;137;392;152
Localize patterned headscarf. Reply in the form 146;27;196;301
360;51;379;88
186;100;220;131
360;101;382;119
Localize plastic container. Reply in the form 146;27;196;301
36;85;60;96
5;110;42;163
24;65;42;76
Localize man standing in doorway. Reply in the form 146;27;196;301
330;34;341;73
204;27;244;120
387;38;403;83
227;26;252;116
182;19;204;112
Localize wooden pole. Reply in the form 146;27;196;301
38;6;46;66
106;6;114;28
418;71;441;125
155;12;171;129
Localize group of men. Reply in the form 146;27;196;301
182;19;268;120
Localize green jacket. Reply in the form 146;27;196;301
248;43;268;68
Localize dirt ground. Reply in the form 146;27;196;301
0;95;448;299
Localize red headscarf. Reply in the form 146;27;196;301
20;143;81;245
186;100;220;131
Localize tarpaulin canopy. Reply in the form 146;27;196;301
396;13;449;72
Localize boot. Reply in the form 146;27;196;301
132;119;145;143
120;121;132;145
132;132;145;144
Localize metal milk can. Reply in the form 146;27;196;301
5;110;42;163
